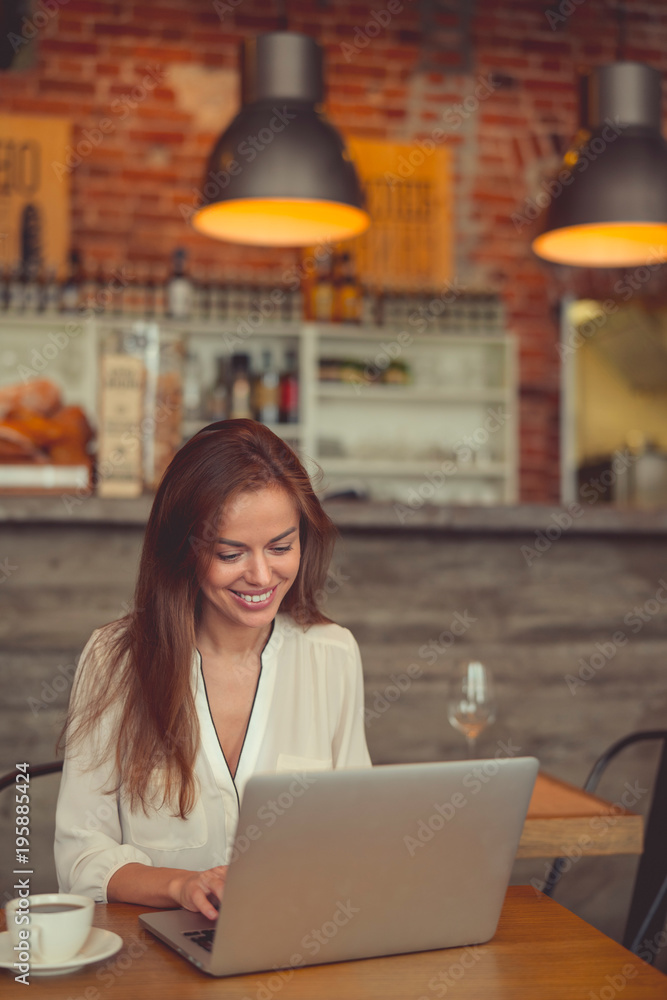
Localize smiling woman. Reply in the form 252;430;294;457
199;486;302;630
54;420;371;919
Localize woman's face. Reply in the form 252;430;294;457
198;486;301;632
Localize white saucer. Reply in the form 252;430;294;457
0;927;123;976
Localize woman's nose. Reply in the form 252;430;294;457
244;552;272;587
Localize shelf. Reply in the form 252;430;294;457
0;315;518;506
175;319;303;338
311;322;508;344
0;313;509;342
317;383;508;403
318;458;508;477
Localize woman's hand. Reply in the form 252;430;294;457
168;865;228;920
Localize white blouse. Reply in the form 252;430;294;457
55;613;372;902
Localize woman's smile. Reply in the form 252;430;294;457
229;585;277;608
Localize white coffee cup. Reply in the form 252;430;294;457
5;893;94;965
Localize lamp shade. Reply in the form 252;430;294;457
532;62;667;268
192;32;370;247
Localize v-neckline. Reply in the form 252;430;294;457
197;618;277;792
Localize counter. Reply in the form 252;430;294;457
3;494;667;533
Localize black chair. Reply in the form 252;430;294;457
0;761;64;900
0;760;63;792
542;730;667;964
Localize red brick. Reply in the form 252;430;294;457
522;78;575;93
41;39;100;55
93;22;153;38
4;97;78;116
67;0;118;13
128;46;195;63
133;108;191;124
234;14;283;31
121;168;180;184
39;79;96;95
127;129;185;144
53;18;86;36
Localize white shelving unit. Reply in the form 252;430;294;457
308;323;517;505
0;314;518;506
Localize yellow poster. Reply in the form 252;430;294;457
0;115;71;274
345;136;452;291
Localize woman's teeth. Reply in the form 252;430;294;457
234;589;274;604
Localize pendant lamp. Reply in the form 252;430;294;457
532;62;667;268
191;32;370;247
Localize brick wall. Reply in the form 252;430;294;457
4;0;667;502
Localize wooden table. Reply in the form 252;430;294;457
2;887;666;998
517;771;644;858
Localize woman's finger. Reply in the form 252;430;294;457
191;883;219;920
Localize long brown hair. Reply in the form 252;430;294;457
61;420;338;817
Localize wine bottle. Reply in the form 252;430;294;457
166;247;194;319
313;253;334;322
21;259;40;312
9;263;24;313
229;353;252;419
253;349;280;424
60;248;83;312
335;251;362;323
279;349;299;424
206;356;229;421
0;265;10;311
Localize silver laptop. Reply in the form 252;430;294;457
139;756;538;977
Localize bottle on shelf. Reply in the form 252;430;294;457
300;249;316;321
247;278;263;322
313;253;334;322
21;259;40;313
80;260;99;311
206;356;229;421
17;204;42;313
166;247;194;320
373;287;385;326
196;268;213;321
88;262;107;314
143;265;156;318
279;349;299;424
111;264;125;316
182;349;203;422
252;349;280;424
39;264;59;313
128;264;149;317
229;353;252;419
214;274;229;321
291;283;303;322
0;265;10;311
335;251;362;323
280;281;294;323
9;263;24;313
153;263;166;318
231;277;251;319
59;248;83;313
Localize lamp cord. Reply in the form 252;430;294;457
276;0;288;30
614;1;627;62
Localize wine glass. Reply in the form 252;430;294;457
447;661;496;757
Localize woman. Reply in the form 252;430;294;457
55;419;371;918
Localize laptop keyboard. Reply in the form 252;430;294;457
183;928;215;952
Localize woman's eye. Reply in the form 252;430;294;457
216;544;293;561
